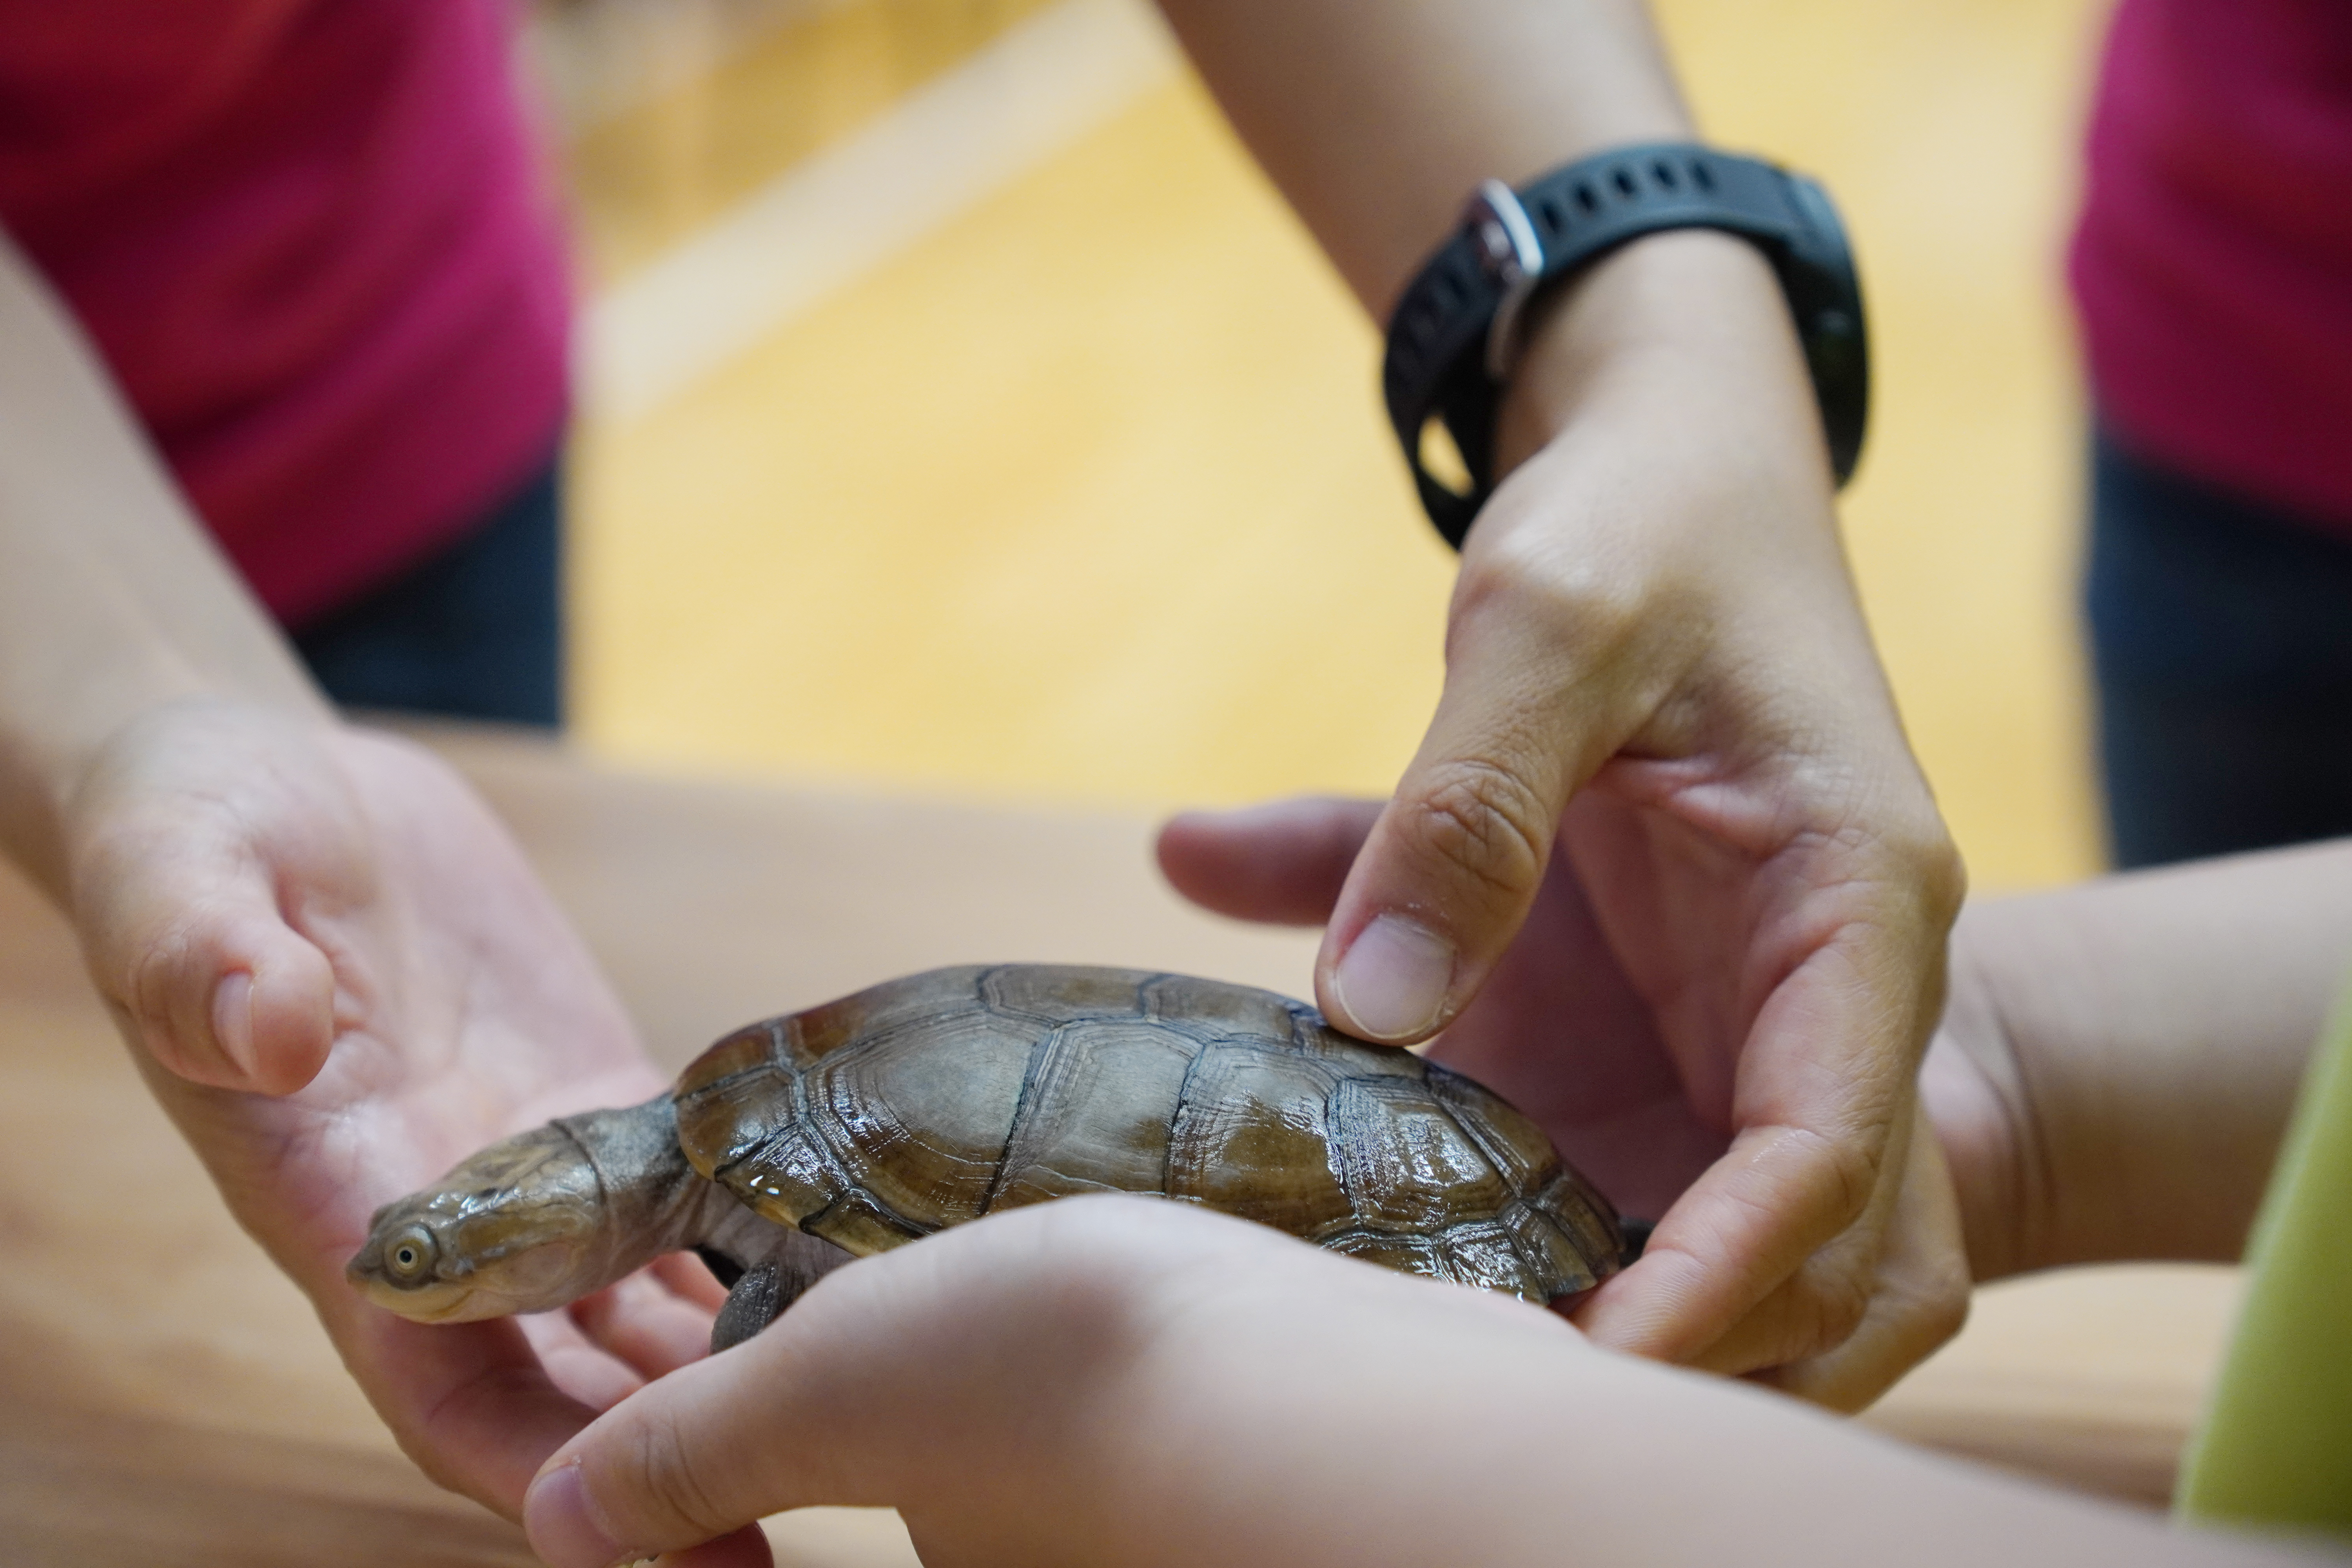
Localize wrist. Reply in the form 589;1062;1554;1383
1494;227;1830;480
2;685;331;907
1921;916;2046;1283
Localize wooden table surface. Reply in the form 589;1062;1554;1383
0;730;2235;1564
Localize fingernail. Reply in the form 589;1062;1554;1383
1331;915;1454;1041
525;1461;628;1568
211;972;257;1077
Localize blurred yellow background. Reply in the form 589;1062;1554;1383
535;0;2112;892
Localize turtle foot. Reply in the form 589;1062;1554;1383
711;1262;785;1354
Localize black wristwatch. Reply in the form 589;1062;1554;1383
1382;142;1869;549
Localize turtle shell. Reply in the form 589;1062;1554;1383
673;964;1624;1302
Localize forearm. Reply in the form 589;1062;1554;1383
1154;0;1688;313
1934;839;2352;1278
1161;0;1828;493
530;1201;2329;1568
0;229;323;898
1111;1291;2316;1568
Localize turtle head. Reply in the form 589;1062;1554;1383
348;1123;617;1323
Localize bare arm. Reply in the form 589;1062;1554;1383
0;228;728;1519
1153;0;1688;312
528;1196;2337;1568
1154;0;1963;1408
0;229;323;894
1930;838;2352;1280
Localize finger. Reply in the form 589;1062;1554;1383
1752;1111;1969;1410
1676;1095;1936;1383
1682;1103;1918;1378
73;809;338;1095
334;1305;603;1519
1314;534;1678;1042
654;1249;734;1312
523;1309;652;1414
1154;798;1379;926
569;1269;719;1381
523;1251;1029;1563
1561;757;1961;1370
1573;1118;1869;1365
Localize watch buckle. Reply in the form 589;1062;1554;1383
1465;180;1545;381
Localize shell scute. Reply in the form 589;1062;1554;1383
1321;1229;1447;1276
675;1020;798;1180
789;967;989;1065
980;964;1152;1026
1437;1220;1539;1294
1329;1076;1512;1231
1424;1063;1556;1191
987;1019;1200;1211
1291;1019;1430;1076
1501;1201;1601;1298
809;1010;1039;1229
725;1122;844;1229
1165;1042;1354;1236
1139;972;1298;1045
803;1187;931;1254
1531;1165;1626;1278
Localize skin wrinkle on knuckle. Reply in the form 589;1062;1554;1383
1791;1123;1885;1232
1791;1251;1875;1356
1401;760;1550;913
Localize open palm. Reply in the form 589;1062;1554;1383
65;700;722;1514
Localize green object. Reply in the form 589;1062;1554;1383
2177;977;2352;1538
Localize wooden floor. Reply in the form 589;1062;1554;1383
544;0;2114;891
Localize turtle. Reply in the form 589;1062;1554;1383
348;964;1630;1350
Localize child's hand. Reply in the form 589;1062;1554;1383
523;1196;1585;1568
523;1196;2261;1568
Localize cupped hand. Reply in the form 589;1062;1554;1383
60;697;733;1516
1157;235;1969;1406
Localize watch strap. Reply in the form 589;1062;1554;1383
1383;143;1869;549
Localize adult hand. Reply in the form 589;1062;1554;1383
1162;233;1969;1406
60;697;736;1517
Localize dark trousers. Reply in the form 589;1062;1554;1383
291;459;564;728
2086;432;2352;869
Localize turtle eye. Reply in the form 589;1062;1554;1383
385;1227;438;1281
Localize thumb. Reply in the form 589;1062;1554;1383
74;823;338;1095
64;706;358;1096
1316;600;1648;1043
526;1199;1190;1567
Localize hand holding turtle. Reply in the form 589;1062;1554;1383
1159;235;1969;1409
55;699;731;1515
523;1195;2298;1568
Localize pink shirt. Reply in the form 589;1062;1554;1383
2071;0;2352;531
0;0;571;624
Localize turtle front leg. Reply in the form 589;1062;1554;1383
696;1199;858;1352
712;1263;788;1352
